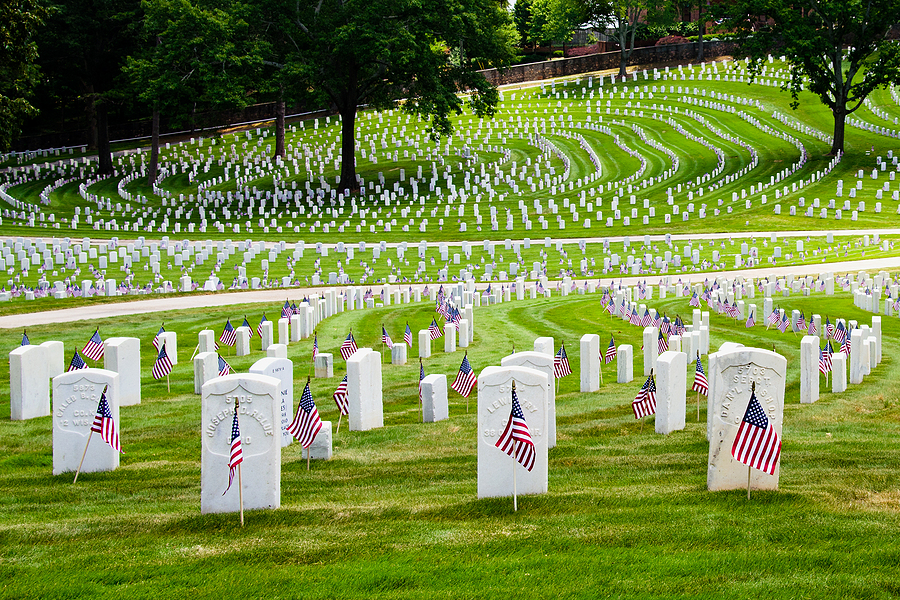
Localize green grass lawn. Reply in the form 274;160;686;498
1;287;899;598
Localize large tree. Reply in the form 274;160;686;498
259;0;516;195
0;0;46;151
584;0;644;78
530;0;586;52
718;0;900;155
38;0;141;174
125;0;260;183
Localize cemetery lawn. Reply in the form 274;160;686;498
1;290;899;598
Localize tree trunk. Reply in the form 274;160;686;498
619;51;627;78
338;104;359;195
97;102;113;175
274;90;285;159
148;105;160;185
830;109;846;155
85;93;98;152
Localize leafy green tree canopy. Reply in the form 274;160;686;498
260;0;516;194
0;0;47;151
717;0;900;155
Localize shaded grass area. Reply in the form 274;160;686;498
1;289;899;597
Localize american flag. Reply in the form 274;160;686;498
689;292;700;308
91;386;123;454
731;388;781;475
451;354;477;397
494;386;535;471
404;323;413;347
640;309;652;328
381;326;394;349
330;375;349;416
554;344;572;378
152;325;165;351
745;312;755;328
291;302;299;315
287;381;323;448
242;317;254;338
632;374;657;419
825;317;835;339
82;329;104;361
778;313;790;333
281;300;292;319
218;354;232;376
151;343;173;380
807;319;817;336
21;330;29;346
833;321;847;344
796;311;806;331
312;333;319;358
67;350;87;372
256;314;268;338
842;328;851;356
604;336;617;364
657;330;668;354
767;310;779;327
819;341;833;374
629;308;640;326
692;355;708;395
220;319;237;346
223;409;243;494
340;332;358;360
428;318;443;340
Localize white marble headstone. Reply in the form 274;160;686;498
201;374;281;514
52;368;121;475
104;337;140;406
707;348;785;492
477;366;549;499
249;357;294;447
421;374;449;422
501;351;557;448
10;344;49;420
347;348;383;431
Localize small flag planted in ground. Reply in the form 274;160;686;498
21;330;29;346
91;386;123;454
657;330;668;354
381;326;394;349
287;380;323;448
218;355;232;377
242;317;254;338
495;385;535;472
404;323;413;347
333;376;349;415
450;354;477;397
256;314;268;338
152;324;165;351
220;320;236;346
554;344;571;378
151;344;173;380
67;350;87;372
604;336;617;364
731;387;781;476
312;334;319;358
819;341;833;374
428;318;443;340
632;374;657;419
82;329;104;361
692;355;708;396
340;332;358;360
224;410;243;495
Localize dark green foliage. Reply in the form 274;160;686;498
0;0;46;151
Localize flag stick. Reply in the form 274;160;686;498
238;463;245;526
72;430;94;484
307;446;311;471
599;361;603;385
697;390;700;422
336;413;342;434
747;465;752;500
190;342;199;362
166;373;170;393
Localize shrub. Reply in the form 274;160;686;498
656;35;689;46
